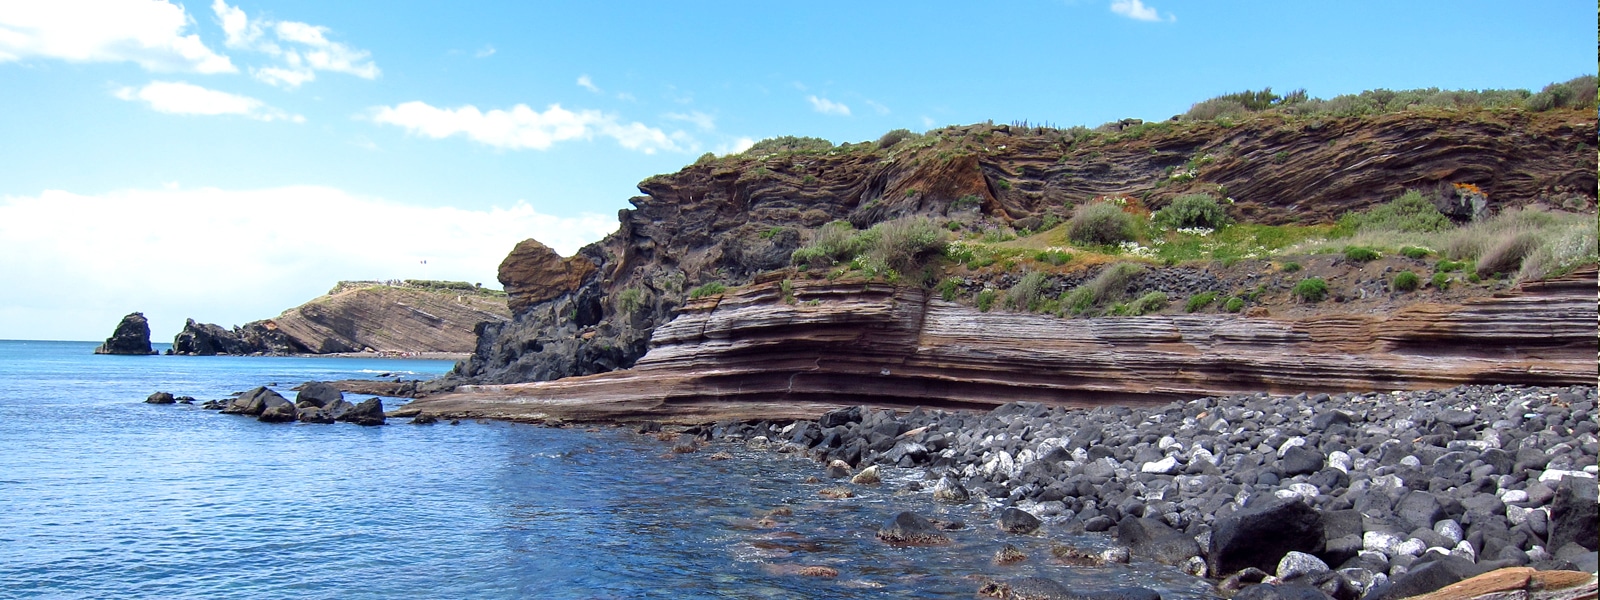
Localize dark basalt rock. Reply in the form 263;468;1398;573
1548;476;1599;552
1280;446;1325;477
296;406;333;424
93;312;156;355
295;381;344;408
876;511;950;545
220;386;282;416
1362;555;1480;600
257;397;298;422
145;391;175;404
1116;517;1200;566
336;398;385;426
1208;498;1324;577
998;507;1042;534
1233;583;1333;600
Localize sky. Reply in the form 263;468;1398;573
1;1;1593;341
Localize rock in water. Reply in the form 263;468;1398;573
1208;497;1325;578
337;398;385;426
1117;516;1201;566
220;386;283;416
93;312;155;355
144;391;176;404
998;507;1043;534
257;396;298;422
932;476;969;503
876;511;950;545
295;381;344;408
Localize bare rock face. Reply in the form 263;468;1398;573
498;239;597;313
93;312;156;355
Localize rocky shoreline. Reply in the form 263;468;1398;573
615;383;1596;599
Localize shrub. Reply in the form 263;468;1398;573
1067;202;1138;246
1292;277;1329;302
877;128;918;148
1435;259;1465;272
976;289;997;312
864;216;949;275
694;152;717;165
689;282;727;299
1343;246;1381;262
1153;194;1232;230
936;277;962;302
1185;291;1218;313
1121;291;1168;316
1400;246;1432;259
1033;249;1071;266
1223;297;1245;313
1336;190;1452;234
1006;271;1048;311
1282;262;1302;273
1525;75;1599;111
1431;272;1450;290
616;288;645;313
1061;262;1145;315
1518;225;1599;281
790;221;864;269
745;135;834;155
1392;271;1420;292
1475;231;1540;277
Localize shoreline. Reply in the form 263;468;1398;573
504;382;1598;598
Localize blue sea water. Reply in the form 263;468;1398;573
0;340;1216;599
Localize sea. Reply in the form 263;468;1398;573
0;339;1217;599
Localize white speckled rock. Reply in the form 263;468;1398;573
1434;519;1463;546
1328;451;1352;473
1393;538;1427;557
1141;456;1180;475
1500;489;1529;504
1277;551;1330;580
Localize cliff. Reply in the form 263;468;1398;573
399;268;1597;423
173;281;511;355
447;105;1596;388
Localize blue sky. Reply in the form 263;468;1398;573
0;0;1593;341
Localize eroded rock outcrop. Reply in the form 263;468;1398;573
400;268;1597;423
93;312;156;355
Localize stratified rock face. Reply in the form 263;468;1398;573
498;239;597;313
456;109;1598;387
93;312;155;355
172;318;304;355
403;269;1597;423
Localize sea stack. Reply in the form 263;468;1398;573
93;312;157;355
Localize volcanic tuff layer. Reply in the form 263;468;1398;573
450;108;1597;388
403;269;1598;423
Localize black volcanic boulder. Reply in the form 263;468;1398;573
1280;446;1325;477
220;386;282;416
877;511;950;545
1208;498;1324;578
257;396;298;422
998;507;1043;534
295;381;343;408
336;398;385;426
145;391;176;404
172;319;246;356
1548;476;1599;552
1116;516;1201;566
93;312;156;355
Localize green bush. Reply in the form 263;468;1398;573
616;288;645;313
935;277;962;302
864;216;948;275
1185;291;1218;313
976;289;998;312
1336;190;1453;234
1431;272;1450;290
689;282;727;299
1033;249;1071;266
1006;271;1048;311
1067;202;1138;246
1400;246;1432;259
1060;262;1145;315
1392;271;1420;292
1282;262;1302;273
1435;259;1465;272
1153;194;1232;230
1292;277;1329;302
745;135;834;155
952;194;983;211
1223;297;1245;313
877;128;918;148
1344;246;1381;262
1525;75;1598;111
790;221;864;269
1119;291;1168;316
1475;231;1540;277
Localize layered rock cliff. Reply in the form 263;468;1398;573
449;106;1597;388
401;268;1597;423
174;281;510;355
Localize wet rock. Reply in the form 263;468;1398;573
994;544;1027;564
1050;544;1106;567
295;381;343;408
145;391;175;404
877;511;950;545
411;413;438;425
797;565;837;577
298;406;334;424
851;464;881;485
818;487;853;499
932;476;969;503
827;459;852;478
1117;516;1200;566
220;386;282;416
998;507;1042;534
1209;498;1325;577
336;397;385;426
93;312;156;355
257;397;298;422
1233;583;1334;600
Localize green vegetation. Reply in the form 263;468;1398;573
1006;271;1048;311
1343;246;1381;262
1431;272;1451;290
402;279;478;291
935;277;962;301
1180;77;1596;122
952;194;983;211
1392;271;1420;292
1152;193;1232;230
616;288;645;313
1060;262;1145;316
1067;201;1137;246
790;221;863;269
791;217;949;282
689;282;727;299
1282;261;1302;273
779;279;795;304
1033;249;1071;266
1400;246;1433;259
1185;291;1218;313
976;289;998;312
1335;190;1452;235
1111;291;1168;316
744;135;834;155
1475;231;1540;278
877;128;918;148
1292;277;1329;302
1223;297;1246;313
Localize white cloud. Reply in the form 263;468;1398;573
718;137;755;155
807;95;851;116
0;0;235;73
921;116;936;129
370;101;690;154
473;44;495;58
0;186;616;341
864;99;890;115
114;80;302;122
210;0;378;89
577;74;600;93
664;110;715;131
1110;0;1174;22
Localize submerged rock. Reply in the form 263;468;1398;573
94;312;156;355
336;398;385;426
876;511;950;545
144;391;175;404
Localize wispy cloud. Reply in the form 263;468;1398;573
807;95;851;116
864;99;890;115
718;137;755;155
369;101;692;154
576;74;600;93
211;0;379;89
0;185;616;340
664;111;716;131
1109;0;1174;22
114;80;302;122
474;44;495;58
0;0;235;73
